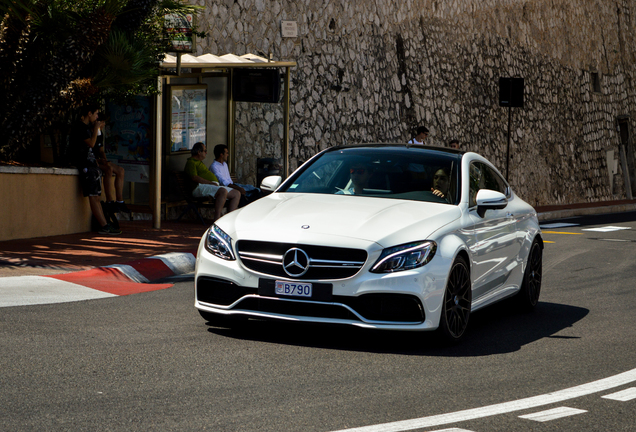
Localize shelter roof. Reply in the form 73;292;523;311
160;53;296;71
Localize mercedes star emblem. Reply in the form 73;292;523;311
282;248;310;277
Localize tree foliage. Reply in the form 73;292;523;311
0;0;201;163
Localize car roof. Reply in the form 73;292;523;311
325;143;465;155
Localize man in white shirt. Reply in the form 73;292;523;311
408;126;429;145
209;144;261;204
407;126;429;174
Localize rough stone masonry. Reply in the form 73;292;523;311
195;0;636;207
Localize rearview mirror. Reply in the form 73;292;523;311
475;189;508;217
260;176;282;192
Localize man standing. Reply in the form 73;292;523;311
210;144;261;204
408;126;429;145
70;104;121;235
184;142;241;221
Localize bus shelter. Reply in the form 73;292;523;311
149;53;296;228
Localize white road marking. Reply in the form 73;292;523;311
602;387;636;402
0;276;116;307
518;406;587;422
330;368;636;432
428;429;474;432
581;226;632;232
540;223;580;228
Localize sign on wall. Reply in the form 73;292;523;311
281;20;298;38
170;85;207;153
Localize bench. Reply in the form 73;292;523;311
172;170;220;224
129;172;238;223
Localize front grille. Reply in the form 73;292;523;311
197;277;425;323
236;240;367;280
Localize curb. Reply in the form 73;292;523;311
537;203;636;222
48;251;198;295
0;251;199;308
104;251;198;283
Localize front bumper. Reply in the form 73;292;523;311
196;276;426;327
194;231;449;331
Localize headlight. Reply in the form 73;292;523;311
370;241;437;273
205;225;236;260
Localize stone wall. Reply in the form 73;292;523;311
195;0;636;206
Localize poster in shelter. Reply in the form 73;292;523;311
105;97;152;183
170;86;207;153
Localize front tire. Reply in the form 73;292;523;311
438;255;472;342
516;239;542;309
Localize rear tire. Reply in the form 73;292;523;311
516;239;542;309
438;255;472;343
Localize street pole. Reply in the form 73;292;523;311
499;77;523;182
506;105;511;182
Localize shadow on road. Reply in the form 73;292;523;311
205;300;589;356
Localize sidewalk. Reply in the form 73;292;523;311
0;220;208;278
534;199;636;222
1;199;636;281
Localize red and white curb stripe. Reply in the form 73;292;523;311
0;251;196;308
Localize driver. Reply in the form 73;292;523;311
337;161;372;195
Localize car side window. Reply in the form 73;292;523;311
469;162;509;207
481;165;506;195
469;163;481;207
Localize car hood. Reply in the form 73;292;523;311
217;193;461;248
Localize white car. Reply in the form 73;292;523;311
194;144;543;342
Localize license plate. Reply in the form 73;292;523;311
275;280;312;297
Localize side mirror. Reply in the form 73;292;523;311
260;175;282;192
475;189;508;218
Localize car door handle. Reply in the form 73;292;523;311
507;212;514;218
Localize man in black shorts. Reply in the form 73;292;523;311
70;104;121;235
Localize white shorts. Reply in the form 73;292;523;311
192;184;233;198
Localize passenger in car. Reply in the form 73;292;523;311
431;167;451;201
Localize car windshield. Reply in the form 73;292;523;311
280;146;461;204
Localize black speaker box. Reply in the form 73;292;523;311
499;77;524;108
232;68;281;103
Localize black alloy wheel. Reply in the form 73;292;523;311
439;255;472;342
517;239;543;309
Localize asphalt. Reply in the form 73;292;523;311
0;200;636;288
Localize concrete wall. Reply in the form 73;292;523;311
0;167;92;241
195;0;636;207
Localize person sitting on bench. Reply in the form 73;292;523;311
184;142;241;222
209;144;261;205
